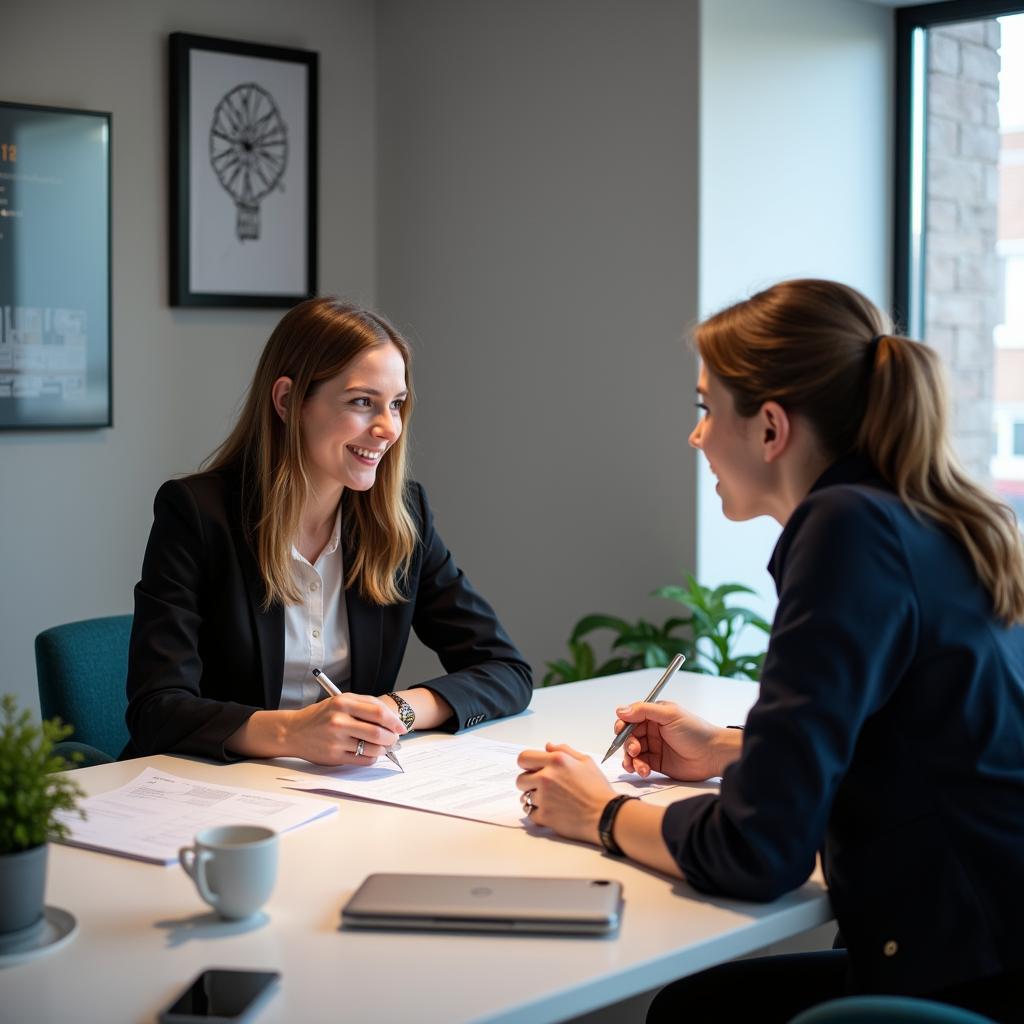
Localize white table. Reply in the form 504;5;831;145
3;671;832;1024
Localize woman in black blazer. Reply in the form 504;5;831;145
514;280;1024;1022
125;299;531;764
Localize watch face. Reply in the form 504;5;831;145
389;693;415;729
398;701;415;729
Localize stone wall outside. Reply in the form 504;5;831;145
925;19;1001;481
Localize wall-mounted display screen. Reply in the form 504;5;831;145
0;101;111;429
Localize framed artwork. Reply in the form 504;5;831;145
169;33;318;307
0;101;111;430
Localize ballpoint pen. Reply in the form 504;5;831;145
600;652;686;764
311;668;405;772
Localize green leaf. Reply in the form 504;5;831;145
594;657;632;676
570;614;631;642
660;617;693;635
710;582;757;601
571;640;596;680
643;646;670;668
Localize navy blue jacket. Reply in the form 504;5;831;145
124;468;532;760
662;456;1024;995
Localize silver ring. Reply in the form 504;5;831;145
355;739;365;758
522;790;535;813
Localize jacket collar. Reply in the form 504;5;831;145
806;452;880;495
767;453;885;587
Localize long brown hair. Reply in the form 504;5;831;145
694;278;1024;624
205;298;418;609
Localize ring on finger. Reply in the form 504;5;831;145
355;738;365;758
521;789;536;814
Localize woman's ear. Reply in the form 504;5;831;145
760;401;790;463
271;376;293;423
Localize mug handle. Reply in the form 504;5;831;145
179;847;219;910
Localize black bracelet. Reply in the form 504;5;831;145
598;795;636;857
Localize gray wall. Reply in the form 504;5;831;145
2;0;698;712
377;0;701;688
1;0;377;711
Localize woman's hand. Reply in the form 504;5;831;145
285;694;406;765
615;701;740;782
228;696;406;765
515;744;615;845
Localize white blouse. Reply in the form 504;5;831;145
279;509;351;709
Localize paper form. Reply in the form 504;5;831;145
54;767;337;865
282;733;687;829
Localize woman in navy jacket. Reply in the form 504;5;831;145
515;279;1023;1022
125;299;531;764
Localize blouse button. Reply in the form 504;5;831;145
312;629;320;639
310;582;319;592
883;940;898;957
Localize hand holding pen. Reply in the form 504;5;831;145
311;668;406;772
601;653;686;764
610;658;741;781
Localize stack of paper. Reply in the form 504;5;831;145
54;767;337;865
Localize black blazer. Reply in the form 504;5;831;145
662;456;1024;996
124;468;532;760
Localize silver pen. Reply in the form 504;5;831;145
600;653;686;764
311;668;405;772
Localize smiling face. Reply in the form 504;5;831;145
298;342;409;498
689;365;775;521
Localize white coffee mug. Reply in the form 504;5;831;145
179;825;278;920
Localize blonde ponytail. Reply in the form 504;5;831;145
859;335;1024;623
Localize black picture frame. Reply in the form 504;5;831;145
0;100;112;430
169;32;318;308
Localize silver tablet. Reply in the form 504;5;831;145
341;873;624;935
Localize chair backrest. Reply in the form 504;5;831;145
789;995;997;1024
35;615;132;761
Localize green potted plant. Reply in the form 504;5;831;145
543;575;771;686
0;694;84;937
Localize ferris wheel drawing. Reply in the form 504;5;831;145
209;83;288;242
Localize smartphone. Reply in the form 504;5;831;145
158;969;281;1024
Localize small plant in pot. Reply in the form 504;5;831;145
0;694;84;939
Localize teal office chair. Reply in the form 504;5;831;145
35;614;132;768
790;996;998;1024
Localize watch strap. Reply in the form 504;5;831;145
384;691;415;731
598;795;636;857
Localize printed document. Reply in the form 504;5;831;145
281;733;689;829
54;767;337;865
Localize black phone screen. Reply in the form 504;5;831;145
161;969;280;1022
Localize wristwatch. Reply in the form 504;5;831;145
598;795;636;857
384;691;416;731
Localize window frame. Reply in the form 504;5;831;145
894;0;1024;334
